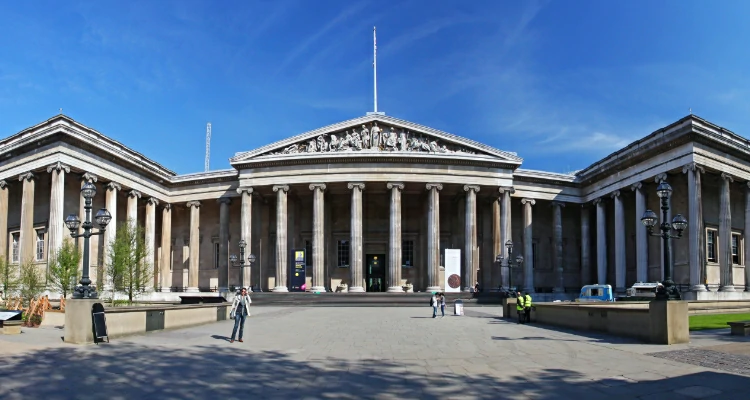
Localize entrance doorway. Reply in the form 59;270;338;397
366;254;386;292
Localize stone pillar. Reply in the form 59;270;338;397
145;197;158;290
159;204;172;291
46;162;69;262
348;183;365;292
237;188;253;289
309;183;326;292
746;182;750;292
631;182;648;283
186;201;201;292
492;193;501;291
0;180;8;261
499;187;514;289
127;190;141;228
521;198;535;292
18;172;36;264
611;190;626;292
682;163;706;292
594;197;607;285
426;183;443;292
655;173;671;280
218;198;231;291
551;201;565;293
272;185;289;292
102;182;120;289
387;182;404;292
719;173;735;292
464;185;480;291
581;205;591;285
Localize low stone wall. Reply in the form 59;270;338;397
504;299;688;344
64;300;231;344
688;300;750;315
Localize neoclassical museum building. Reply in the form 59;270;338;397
2;113;750;300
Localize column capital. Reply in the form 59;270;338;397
272;185;289;193
386;182;404;191
128;189;142;199
147;197;160;206
610;190;621;198
550;201;566;208
18;171;35;182
592;197;604;206
654;173;668;183
310;183;327;191
105;181;121;191
426;183;443;191
236;187;254;195
46;162;70;174
0;180;7;189
682;162;705;175
217;197;231;205
521;198;535;206
186;200;201;209
498;186;515;195
347;182;365;190
721;172;734;183
162;203;172;211
463;185;480;193
81;172;98;183
630;182;643;191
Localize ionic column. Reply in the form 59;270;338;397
499;187;514;289
18;172;36;263
0;180;8;262
581;205;591;285
387;182;404;292
464;185;480;291
719;173;735;291
348;183;365;292
611;191;625;292
594;197;607;285
218;197;231;291
159;204;172;292
521;198;535;292
631;182;648;283
186;201;201;292
272;185;289;292
102;182;120;290
127;189;141;228
426;183;443;292
46;162;70;261
655;173;671;280
746;182;750;292
551;201;565;293
682;163;706;292
309;184;326;293
145;197;158;290
237;187;253;289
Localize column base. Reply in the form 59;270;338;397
348;286;365;293
720;285;736;292
692;285;707;292
463;287;472;292
160;287;172;293
273;286;289;293
387;286;404;293
553;287;565;293
186;287;200;293
426;286;441;292
310;286;326;293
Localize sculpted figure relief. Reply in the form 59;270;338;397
266;122;476;156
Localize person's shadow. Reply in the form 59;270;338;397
211;335;231;342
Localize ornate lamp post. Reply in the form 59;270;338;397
497;239;524;294
640;180;688;300
64;181;112;299
230;239;256;291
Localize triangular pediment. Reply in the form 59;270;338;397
230;114;522;164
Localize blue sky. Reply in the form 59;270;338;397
2;0;750;175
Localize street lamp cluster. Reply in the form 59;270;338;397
64;181;111;299
229;239;256;290
640;180;687;300
496;239;523;294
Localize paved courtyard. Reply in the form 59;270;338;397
2;306;750;399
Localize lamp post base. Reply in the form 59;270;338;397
72;285;98;299
655;279;682;301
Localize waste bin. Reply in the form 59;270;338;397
454;299;464;316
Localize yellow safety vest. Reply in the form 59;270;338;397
525;294;532;308
516;296;525;311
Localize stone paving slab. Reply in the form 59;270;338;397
649;348;750;377
1;306;750;399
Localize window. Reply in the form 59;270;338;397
402;240;414;267
732;233;743;265
11;233;19;263
305;240;312;266
706;229;717;263
213;243;220;269
35;230;45;261
337;240;350;267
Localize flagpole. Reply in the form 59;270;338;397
373;26;378;113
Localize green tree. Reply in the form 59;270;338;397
19;260;45;306
107;221;152;304
0;255;18;297
47;239;81;299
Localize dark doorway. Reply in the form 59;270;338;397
366;254;386;292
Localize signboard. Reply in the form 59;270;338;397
444;249;462;293
290;249;306;292
92;303;109;344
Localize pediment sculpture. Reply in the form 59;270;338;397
265;122;477;156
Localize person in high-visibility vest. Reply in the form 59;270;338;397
516;291;525;324
524;292;533;323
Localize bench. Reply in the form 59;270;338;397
727;321;750;336
2;320;22;335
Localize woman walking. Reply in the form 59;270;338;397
230;287;251;343
439;293;446;318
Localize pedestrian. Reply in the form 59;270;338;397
431;293;438;318
229;287;251;343
439;292;446;318
516;291;525;324
524;292;533;323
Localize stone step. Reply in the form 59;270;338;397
246;292;506;307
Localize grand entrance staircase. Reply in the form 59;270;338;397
246;292;506;307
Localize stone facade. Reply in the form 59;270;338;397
2;113;750;299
